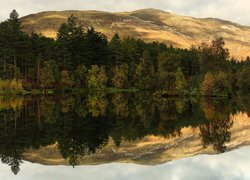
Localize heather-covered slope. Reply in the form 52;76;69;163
21;9;250;59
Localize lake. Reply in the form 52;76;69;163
0;92;249;179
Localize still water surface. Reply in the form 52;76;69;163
0;92;249;179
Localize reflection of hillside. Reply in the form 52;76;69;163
0;93;249;173
22;113;250;166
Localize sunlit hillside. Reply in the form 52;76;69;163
21;9;250;59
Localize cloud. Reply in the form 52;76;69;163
0;0;249;25
1;146;250;180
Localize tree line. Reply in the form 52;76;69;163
0;10;249;95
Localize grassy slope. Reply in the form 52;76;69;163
21;8;250;60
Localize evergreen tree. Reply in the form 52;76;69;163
83;27;110;66
109;33;125;64
56;14;85;71
0;10;30;80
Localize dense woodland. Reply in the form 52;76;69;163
0;10;249;96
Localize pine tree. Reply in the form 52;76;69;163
0;10;29;80
56;14;85;71
109;33;124;64
84;27;110;66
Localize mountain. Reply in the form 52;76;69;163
21;8;250;59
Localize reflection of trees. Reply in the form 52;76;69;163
0;94;244;174
56;105;112;166
0;99;55;175
0;108;23;175
135;93;159;133
60;96;75;113
199;118;233;152
40;97;56;123
0;153;22;175
199;99;233;152
238;95;250;116
157;99;183;138
112;93;129;118
0;96;24;110
87;92;107;117
175;98;186;114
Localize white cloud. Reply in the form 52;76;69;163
1;146;250;180
0;0;249;25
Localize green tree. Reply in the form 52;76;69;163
74;65;88;88
175;67;187;93
199;38;230;74
30;33;55;86
56;14;85;70
158;52;180;90
60;70;75;89
134;50;156;89
111;63;129;88
0;10;31;80
109;33;125;64
87;65;107;89
98;66;107;89
238;59;250;93
40;61;56;91
83;27;110;66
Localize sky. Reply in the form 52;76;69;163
0;0;249;25
1;146;250;180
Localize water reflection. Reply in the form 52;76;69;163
2;146;250;180
0;93;249;174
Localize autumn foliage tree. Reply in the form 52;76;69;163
175;67;187;93
111;63;129;88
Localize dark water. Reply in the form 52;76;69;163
0;92;249;178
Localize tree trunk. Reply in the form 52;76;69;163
37;98;41;129
37;58;40;86
14;48;17;79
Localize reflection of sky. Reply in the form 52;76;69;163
1;146;250;180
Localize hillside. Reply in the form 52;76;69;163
21;9;250;60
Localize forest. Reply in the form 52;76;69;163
0;10;249;96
